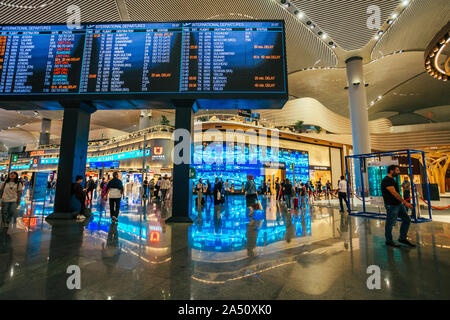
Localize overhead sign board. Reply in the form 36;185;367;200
0;21;288;108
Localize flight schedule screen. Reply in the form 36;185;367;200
0;21;286;97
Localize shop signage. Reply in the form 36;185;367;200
263;162;286;169
310;166;331;171
31;157;40;168
150;231;160;243
30;151;45;157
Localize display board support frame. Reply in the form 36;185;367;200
345;149;432;223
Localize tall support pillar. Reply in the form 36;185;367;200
47;102;96;219
39;118;51;146
139;109;152;130
345;57;371;195
166;101;195;224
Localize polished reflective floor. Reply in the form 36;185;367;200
0;192;449;300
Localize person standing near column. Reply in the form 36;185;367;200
105;172;124;223
275;177;280;201
0;172;23;230
381;165;415;248
338;176;349;212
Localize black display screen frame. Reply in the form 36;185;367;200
0;20;288;107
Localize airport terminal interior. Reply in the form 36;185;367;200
0;0;449;301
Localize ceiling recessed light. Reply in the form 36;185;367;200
387;19;393;24
378;95;382;99
321;33;327;39
378;30;383;35
310;24;315;29
296;11;304;18
374;35;380;40
392;13;398;19
402;0;409;6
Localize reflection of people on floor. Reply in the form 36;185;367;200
213;205;222;234
246;218;262;258
0;232;13;288
339;211;349;249
282;205;295;243
101;223;120;272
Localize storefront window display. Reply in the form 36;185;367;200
192;143;309;190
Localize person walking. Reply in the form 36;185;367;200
213;177;223;206
149;178;155;201
244;175;258;212
326;180;332;200
86;176;96;202
155;177;162;200
338;176;349;212
381;165;415;248
142;178;149;201
275;178;281;201
224;179;230;204
160;174;170;202
196;179;204;207
206;180;213;203
105;172;124;223
299;183;306;209
283;179;293;210
0;172;24;230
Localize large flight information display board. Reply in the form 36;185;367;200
0;21;287;100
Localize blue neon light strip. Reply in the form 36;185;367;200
40;149;151;165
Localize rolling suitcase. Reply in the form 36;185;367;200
293;197;299;209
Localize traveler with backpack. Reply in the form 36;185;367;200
0;172;24;230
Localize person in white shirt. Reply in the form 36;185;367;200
160;174;171;201
338;176;349;212
0;172;24;230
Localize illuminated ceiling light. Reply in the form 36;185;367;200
332;44;336;48
374;35;380;40
378;30;383;35
402;0;409;6
392;13;398;19
378;95;382;100
321;33;327;40
387;19;393;24
310;24;315;29
295;11;304;18
370;101;375;106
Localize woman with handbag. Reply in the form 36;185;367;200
0;172;24;230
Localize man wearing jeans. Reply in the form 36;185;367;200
105;172;124;223
381;165;415;248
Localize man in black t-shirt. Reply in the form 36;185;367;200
381;165;415;248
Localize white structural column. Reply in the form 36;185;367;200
139;109;152;130
345;57;371;194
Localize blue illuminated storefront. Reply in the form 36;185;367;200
192;143;309;189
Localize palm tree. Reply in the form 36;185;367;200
293;120;304;133
160;115;170;126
